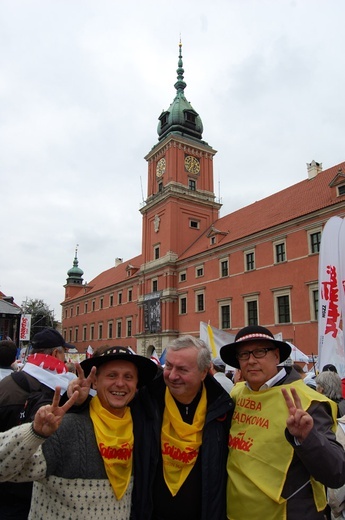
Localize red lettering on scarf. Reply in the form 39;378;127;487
321;265;340;338
229;431;254;452
99;442;133;460
162;442;198;463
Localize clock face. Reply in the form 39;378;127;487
184;155;200;174
156;157;166;177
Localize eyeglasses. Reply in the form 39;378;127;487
236;347;277;361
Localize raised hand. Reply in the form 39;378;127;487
67;363;96;405
33;387;79;438
282;387;314;443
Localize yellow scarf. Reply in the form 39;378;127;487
90;395;134;500
227;380;337;519
161;385;207;496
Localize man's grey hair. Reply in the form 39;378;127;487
166;335;211;371
315;371;343;402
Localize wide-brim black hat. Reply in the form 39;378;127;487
220;325;291;369
80;346;158;387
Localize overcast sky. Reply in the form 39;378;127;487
1;0;344;319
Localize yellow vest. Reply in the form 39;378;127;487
227;379;337;520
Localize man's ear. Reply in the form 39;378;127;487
51;348;59;358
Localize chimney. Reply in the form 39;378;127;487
115;257;123;267
307;160;322;179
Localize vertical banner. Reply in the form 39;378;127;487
318;216;345;376
143;292;161;333
19;314;31;341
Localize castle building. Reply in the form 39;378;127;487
62;43;345;358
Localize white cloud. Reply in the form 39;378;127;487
1;0;344;317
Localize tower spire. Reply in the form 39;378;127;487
174;39;186;93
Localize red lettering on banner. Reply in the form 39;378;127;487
321;265;340;338
20;317;28;339
229;431;254;452
99;442;133;460
162;442;198;463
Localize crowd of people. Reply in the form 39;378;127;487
0;325;345;519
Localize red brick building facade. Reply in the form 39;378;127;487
61;44;345;358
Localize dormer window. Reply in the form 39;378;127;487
159;112;169;128
338;185;345;196
184;110;196;125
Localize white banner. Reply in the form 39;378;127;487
19;314;31;341
318;216;345;376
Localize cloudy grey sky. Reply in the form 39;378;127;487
1;0;344;319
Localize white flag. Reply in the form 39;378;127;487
318;216;345;376
199;321;235;358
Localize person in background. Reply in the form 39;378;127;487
220;325;345;520
316;371;345;417
328;414;345;519
210;356;234;393
0;346;158;520
233;368;245;384
0;328;76;520
0;340;17;381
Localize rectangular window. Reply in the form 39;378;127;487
98;324;103;340
127;319;132;337
275;242;286;263
189;179;196;191
128;289;132;302
190;220;199;229
76;305;79;316
84;302;88;314
154;246;160;260
247;300;258;326
70;307;73;318
92;300;95;312
152;279;158;292
180;272;186;282
221;305;230;328
338;185;345;196
99;298;103;310
83;326;87;342
196;266;204;278
75;327;78;343
180;296;187;314
69;329;72;343
310;231;321;254
118;292;122;305
90;325;94;341
313;290;318;321
277;295;290;323
117;321;122;338
245;251;255;271
196;293;204;312
109;294;114;307
108;322;113;339
220;259;229;277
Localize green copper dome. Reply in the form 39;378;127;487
157;42;203;141
66;248;84;285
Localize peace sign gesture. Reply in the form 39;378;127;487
282;387;314;443
66;363;96;405
33;387;79;438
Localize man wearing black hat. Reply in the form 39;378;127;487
0;327;76;520
0;346;158;520
220;325;345;520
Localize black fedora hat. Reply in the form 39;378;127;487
220;325;291;369
80;346;158;387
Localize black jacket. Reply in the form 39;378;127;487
142;373;234;520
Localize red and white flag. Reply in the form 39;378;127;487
86;345;94;358
318;216;345;376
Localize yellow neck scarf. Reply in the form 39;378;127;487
161;385;207;496
90;395;134;500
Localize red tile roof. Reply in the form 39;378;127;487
179;161;345;259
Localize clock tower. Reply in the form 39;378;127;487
141;41;221;263
137;42;221;350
